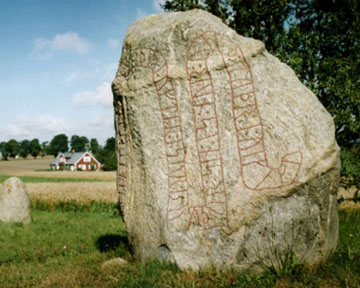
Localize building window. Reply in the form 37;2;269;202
84;156;91;162
78;164;87;171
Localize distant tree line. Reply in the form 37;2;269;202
0;134;117;171
0;138;41;160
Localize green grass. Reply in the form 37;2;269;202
0;206;359;288
31;199;120;213
321;210;360;287
0;205;126;288
0;174;112;183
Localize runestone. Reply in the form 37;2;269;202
113;10;340;271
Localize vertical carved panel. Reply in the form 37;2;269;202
117;31;302;232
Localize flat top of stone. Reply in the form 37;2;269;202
127;9;263;51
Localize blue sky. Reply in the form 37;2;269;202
0;0;164;145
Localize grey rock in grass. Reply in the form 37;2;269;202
101;257;128;270
112;9;340;271
0;177;31;224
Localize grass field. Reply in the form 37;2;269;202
0;175;113;183
1;158;359;287
0;207;125;288
0;207;359;288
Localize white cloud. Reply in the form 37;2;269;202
52;32;91;54
71;112;114;145
153;0;165;12
108;38;120;49
0;114;71;141
0;113;115;144
65;62;117;84
65;73;79;83
136;8;147;19
32;32;92;59
72;82;113;108
65;70;98;84
101;63;118;82
90;115;107;128
71;81;115;143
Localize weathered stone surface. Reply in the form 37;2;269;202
112;9;340;271
0;177;31;224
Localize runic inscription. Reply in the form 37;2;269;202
193;31;302;190
126;48;192;232
123;47;229;232
186;37;229;230
120;31;302;232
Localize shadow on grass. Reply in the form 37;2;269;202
95;234;131;256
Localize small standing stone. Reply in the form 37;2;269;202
0;177;31;224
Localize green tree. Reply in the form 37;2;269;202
162;0;291;54
49;134;68;157
0;142;9;160
70;135;89;152
285;0;360;147
94;137;117;171
163;0;228;17
104;137;115;152
90;138;100;154
163;0;207;12
40;141;49;158
230;0;292;54
95;149;117;171
6;139;20;158
162;0;360;147
19;140;31;159
103;151;117;171
30;138;41;159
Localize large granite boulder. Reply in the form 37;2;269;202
112;9;340;271
0;177;31;224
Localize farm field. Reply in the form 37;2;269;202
0;156;52;174
0;157;116;181
27;182;118;204
0;158;117;204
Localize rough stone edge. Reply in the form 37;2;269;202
234;165;340;273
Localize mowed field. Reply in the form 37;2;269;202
0;157;117;204
0;156;116;180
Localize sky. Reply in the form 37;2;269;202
0;0;165;145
